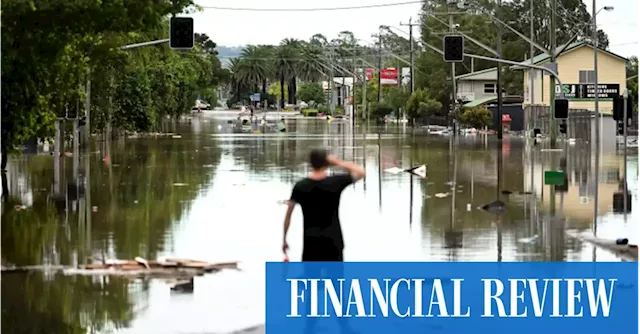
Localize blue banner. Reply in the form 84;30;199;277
266;262;637;334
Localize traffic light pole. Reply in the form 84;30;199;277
120;39;170;50
449;14;457;134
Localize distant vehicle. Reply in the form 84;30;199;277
192;100;210;111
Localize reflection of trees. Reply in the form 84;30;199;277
1;120;221;332
2;272;135;333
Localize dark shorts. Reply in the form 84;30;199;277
302;242;344;262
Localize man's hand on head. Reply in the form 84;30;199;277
326;154;339;166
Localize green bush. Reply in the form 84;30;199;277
303;109;319;117
334;106;345;115
284;106;295;111
318;106;330;114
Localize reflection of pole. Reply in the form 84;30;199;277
73;119;79;180
623;89;628;220
85;129;92;262
378;132;382;209
497;215;503;262
451;136;458;230
54;119;62;194
362;130;367;191
496;0;503;140
409;148;414;225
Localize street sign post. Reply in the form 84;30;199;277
250;93;261;102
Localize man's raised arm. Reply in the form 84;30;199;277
327;155;365;181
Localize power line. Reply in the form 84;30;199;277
199;1;421;12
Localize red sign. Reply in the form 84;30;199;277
365;68;375;81
380;68;398;85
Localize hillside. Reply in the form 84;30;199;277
217;45;243;67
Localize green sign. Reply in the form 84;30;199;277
544;171;565;186
555;84;620;100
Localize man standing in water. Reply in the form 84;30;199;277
282;149;365;261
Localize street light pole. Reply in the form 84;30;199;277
591;4;613;232
592;0;600;232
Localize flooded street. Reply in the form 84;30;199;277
2;114;638;333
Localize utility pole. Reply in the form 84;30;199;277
592;0;601;228
401;17;417;94
549;0;558;216
353;50;357;123
329;48;335;113
549;0;558;148
496;0;503;140
529;0;535;129
362;59;368;124
84;69;91;147
377;33;382;103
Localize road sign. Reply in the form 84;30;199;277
250;93;261;102
555;84;619;100
544;171;565;186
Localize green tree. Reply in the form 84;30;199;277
627;56;638;112
405;88;442;123
456;106;493;129
298;83;326;104
383;86;410;118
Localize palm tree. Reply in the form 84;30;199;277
238;45;273;93
280;38;301;105
227;58;244;98
298;44;324;83
274;45;296;109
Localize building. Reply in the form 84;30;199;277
455;67;498;103
513;41;627;115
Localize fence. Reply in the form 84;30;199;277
526;104;638;140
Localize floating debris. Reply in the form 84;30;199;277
434;193;450;198
566;231;638;262
172;135;182;139
92;206;98;212
517;235;539;244
2;258;239;278
444;181;455;186
173;183;188;187
480;200;506;214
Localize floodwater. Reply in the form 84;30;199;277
2;115;638;333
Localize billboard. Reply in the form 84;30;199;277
380;68;398;85
555;84;620;100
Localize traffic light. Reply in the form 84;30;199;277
617;120;625;135
612;95;624;121
443;35;464;62
170;17;194;49
626;95;634;120
78;116;86;127
558;120;567;134
554;98;569;119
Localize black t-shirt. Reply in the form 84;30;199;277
290;174;354;251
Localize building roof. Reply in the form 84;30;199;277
455;67;498;81
463;95;524;108
511;41;627;70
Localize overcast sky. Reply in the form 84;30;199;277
192;0;638;58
